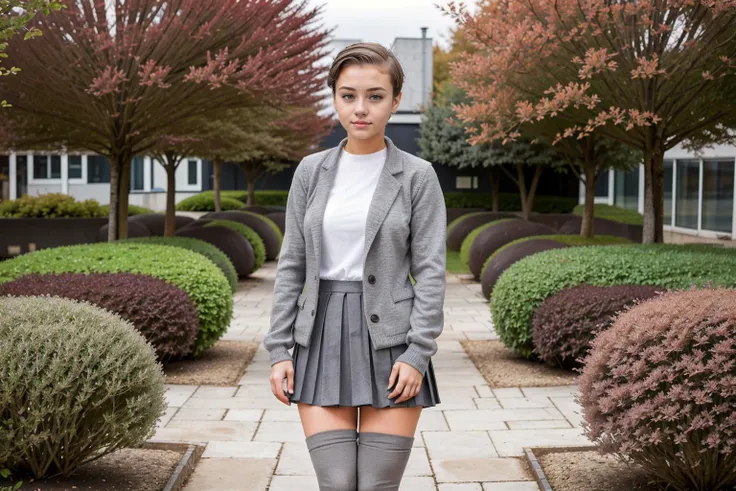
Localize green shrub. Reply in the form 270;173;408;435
573;203;643;225
0;296;166;478
195;190;288;207
125;236;238;292
0;242;233;357
237;210;283;250
444;192;577;213
460;219;514;266
447;211;487;237
491;244;736;358
0;193;105;218
203;220;265;272
176;195;245;212
99;204;155;216
482;234;632;274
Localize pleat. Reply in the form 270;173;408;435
287;280;440;408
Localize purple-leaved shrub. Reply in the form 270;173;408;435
531;284;663;369
0;272;199;362
579;288;736;491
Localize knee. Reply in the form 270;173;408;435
321;467;358;491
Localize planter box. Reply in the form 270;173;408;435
0;217;108;259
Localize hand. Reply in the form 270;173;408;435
387;361;423;404
270;360;294;406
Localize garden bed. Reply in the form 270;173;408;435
163;339;259;386
1;442;204;491
462;340;577;387
526;446;664;491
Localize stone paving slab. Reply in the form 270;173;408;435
149;263;590;490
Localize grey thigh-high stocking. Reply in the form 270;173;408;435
305;429;358;491
357;432;415;491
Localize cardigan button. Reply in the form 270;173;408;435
368;275;376;285
370;314;379;323
311;310;315;316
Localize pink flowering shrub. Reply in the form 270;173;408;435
579;288;736;490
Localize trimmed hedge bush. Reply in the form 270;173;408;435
99;204;155;216
267;211;285;234
0;193;104;218
0;242;233;357
0;296;166;478
176;225;255;278
447;212;516;251
491;244;736;358
189;190;289;208
0;272;200;362
128;213;195;235
573;203;643;225
459;220;513;267
203;220;265;272
531;284;663;369
579;288;736;490
97;220;152;241
201;210;282;260
468;219;556;279
125;236;237;292
176;195;245;212
481;234;634;298
444;192;577;213
480;238;568;300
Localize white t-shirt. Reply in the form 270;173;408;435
319;146;387;281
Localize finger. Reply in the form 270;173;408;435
396;384;415;404
287;366;295;395
388;380;406;400
387;364;399;390
271;373;289;405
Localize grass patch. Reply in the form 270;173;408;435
573;204;643;225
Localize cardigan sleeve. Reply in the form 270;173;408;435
394;164;447;376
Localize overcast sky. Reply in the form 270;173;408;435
308;0;471;51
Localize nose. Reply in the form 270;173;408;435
354;97;367;116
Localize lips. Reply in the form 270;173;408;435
353;122;370;128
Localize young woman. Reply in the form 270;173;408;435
264;42;446;491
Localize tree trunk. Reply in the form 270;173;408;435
489;166;500;212
526;165;542;218
244;163;255;207
116;155;131;240
581;160;597;238
107;159;120;242
165;161;176;237
516;163;530;219
643;148;665;244
213;156;222;212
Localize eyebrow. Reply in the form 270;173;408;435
337;86;387;92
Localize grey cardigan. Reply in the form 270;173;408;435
263;136;446;376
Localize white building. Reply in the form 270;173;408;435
0;153;205;211
584;142;736;240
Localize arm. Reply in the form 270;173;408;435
395;164;447;376
263;160;308;366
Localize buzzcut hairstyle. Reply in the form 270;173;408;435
327;42;405;99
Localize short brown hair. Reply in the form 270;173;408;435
327;42;404;99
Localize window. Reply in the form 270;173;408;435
701;159;734;233
131;156;145;191
675;159;699;230
614;167;639;210
595;170;610;197
455;176;478;190
33;155;49;179
664;160;673;226
188;160;198;185
69;156;83;179
87;155;111;183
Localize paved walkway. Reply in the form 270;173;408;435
151;262;593;490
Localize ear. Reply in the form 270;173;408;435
392;91;402;112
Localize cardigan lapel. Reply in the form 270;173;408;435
310;136;404;274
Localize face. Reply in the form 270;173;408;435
333;64;401;144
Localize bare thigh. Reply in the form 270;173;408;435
358;406;422;437
297;403;359;438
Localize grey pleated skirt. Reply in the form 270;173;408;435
288;279;440;408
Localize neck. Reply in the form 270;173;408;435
345;135;386;155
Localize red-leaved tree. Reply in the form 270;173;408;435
444;0;736;243
0;0;331;239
